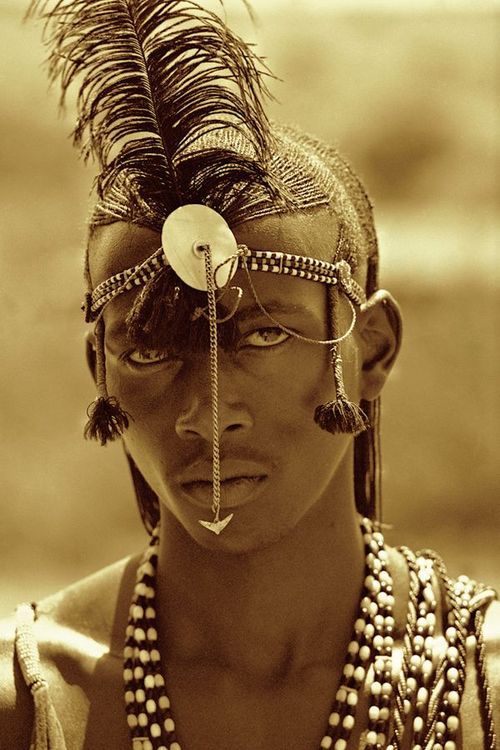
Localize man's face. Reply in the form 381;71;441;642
90;210;364;552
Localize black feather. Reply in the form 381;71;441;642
27;0;283;216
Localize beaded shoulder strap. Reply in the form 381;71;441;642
15;603;67;750
420;550;498;750
390;547;498;750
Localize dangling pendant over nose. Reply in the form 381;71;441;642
199;513;234;535
162;205;238;535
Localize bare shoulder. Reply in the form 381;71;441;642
35;552;140;652
0;554;140;750
0;612;33;750
460;594;500;749
483;598;500;715
484;597;500;650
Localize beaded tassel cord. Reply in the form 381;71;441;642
314;286;369;436
124;520;496;750
15;604;67;750
83;316;130;445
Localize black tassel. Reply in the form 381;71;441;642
314;398;369;436
84;396;130;446
315;289;369;436
84;316;130;445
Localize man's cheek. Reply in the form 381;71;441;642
265;396;315;441
108;369;172;419
340;340;361;399
298;375;334;422
123;429;174;500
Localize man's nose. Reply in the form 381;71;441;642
174;359;253;443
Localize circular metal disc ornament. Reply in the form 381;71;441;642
161;204;238;291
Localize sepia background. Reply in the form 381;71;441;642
0;0;499;616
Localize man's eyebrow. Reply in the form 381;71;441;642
106;300;320;338
234;300;320;324
107;318;129;340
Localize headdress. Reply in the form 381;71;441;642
30;0;383;529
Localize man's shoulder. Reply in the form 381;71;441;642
34;552;140;653
0;554;140;748
0;612;34;749
459;596;500;749
484;596;500;646
483;597;500;707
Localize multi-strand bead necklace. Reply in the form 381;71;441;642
123;518;495;750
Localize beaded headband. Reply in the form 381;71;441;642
86;241;366;321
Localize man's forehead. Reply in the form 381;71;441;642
234;209;340;263
89;222;160;287
88;208;341;288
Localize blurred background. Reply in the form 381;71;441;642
0;0;498;616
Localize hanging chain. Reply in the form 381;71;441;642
202;245;222;522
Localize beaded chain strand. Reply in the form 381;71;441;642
123;521;495;750
318;521;394;750
124;527;181;750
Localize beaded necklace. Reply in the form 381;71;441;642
123;519;490;750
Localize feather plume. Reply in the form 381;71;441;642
27;0;284;220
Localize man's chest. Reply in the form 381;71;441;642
44;651;480;750
164;660;344;750
48;656;358;750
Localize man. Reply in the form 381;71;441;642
1;1;498;748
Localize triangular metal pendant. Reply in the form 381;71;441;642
198;513;234;535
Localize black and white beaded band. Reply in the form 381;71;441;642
85;245;366;322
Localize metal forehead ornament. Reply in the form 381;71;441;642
162;204;239;535
162;204;238;291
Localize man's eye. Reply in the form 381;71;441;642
240;328;290;348
124;349;171;366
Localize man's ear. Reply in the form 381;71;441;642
85;330;97;383
357;290;402;401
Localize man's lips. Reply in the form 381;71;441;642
178;473;268;510
176;460;269;486
175;458;271;509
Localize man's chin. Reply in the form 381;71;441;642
164;504;296;555
190;528;292;556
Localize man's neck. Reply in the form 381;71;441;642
155;469;365;684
